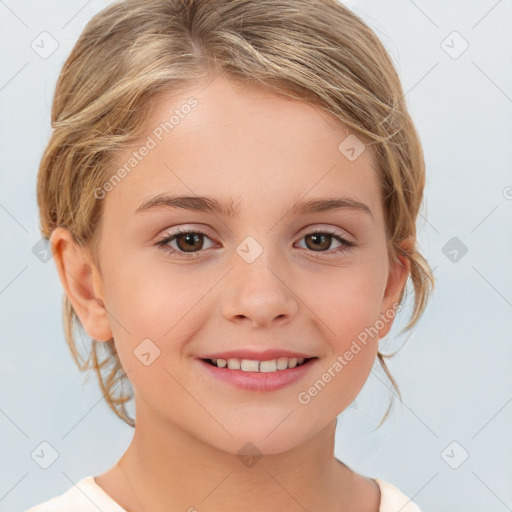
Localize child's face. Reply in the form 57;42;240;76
75;75;408;454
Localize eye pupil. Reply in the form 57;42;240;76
305;233;331;251
177;233;203;252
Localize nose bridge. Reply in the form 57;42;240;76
221;233;298;326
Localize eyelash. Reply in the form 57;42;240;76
155;227;356;259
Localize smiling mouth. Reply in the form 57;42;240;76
201;356;317;372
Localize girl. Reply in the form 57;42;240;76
28;0;434;510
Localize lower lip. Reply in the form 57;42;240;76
196;358;318;392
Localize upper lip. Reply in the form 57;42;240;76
198;349;316;361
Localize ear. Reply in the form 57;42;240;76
49;227;112;342
378;238;412;339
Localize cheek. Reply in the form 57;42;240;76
308;260;387;340
105;263;212;374
298;276;383;417
105;251;206;328
104;267;200;415
303;264;385;397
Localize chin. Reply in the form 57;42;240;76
197;422;313;459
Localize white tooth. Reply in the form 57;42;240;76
227;358;241;370
220;357;306;372
276;357;289;370
241;359;259;372
260;359;278;372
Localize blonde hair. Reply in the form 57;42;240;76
37;0;434;428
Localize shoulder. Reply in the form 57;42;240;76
375;478;422;512
24;476;126;512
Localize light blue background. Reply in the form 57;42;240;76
1;1;511;511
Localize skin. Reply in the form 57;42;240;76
50;74;410;512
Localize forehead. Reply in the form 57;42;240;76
104;74;383;222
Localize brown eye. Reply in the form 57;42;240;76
174;232;205;252
156;228;214;258
304;233;333;251
296;230;356;255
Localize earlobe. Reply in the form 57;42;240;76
50;227;112;342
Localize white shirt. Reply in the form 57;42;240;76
25;475;421;512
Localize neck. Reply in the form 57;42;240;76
115;396;355;512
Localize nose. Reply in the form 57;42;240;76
220;249;299;328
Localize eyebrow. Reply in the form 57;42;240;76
135;194;373;219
